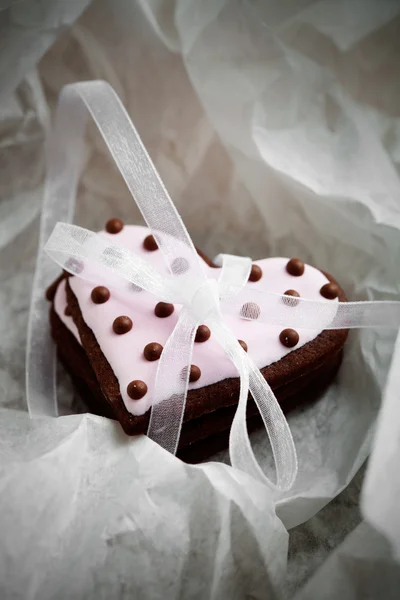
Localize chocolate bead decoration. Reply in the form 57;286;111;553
64;305;72;317
131;283;143;293
171;257;189;275
279;328;299;348
195;325;211;343
181;365;201;382
240;302;261;320
143;234;158;251
286;258;305;277
127;380;147;400
91;286;110;304
65;257;84;274
189;365;201;382
105;218;124;234
320;282;339;300
238;339;248;352
249;264;262;282
103;246;124;264
144;342;163;361
113;316;133;334
282;289;300;306
155;302;174;318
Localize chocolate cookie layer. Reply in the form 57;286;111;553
50;304;344;459
48;250;348;460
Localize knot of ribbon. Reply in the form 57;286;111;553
27;80;400;498
188;279;221;323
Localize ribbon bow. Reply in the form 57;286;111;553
44;219;297;492
27;81;400;496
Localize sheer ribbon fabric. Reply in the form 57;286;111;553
27;81;400;494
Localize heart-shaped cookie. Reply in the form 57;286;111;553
48;220;348;460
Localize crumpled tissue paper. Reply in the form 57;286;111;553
0;409;286;599
2;0;400;597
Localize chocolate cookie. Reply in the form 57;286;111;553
47;222;348;459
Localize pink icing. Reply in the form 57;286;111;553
54;225;337;416
54;279;81;341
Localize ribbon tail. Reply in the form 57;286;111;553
247;359;298;491
229;352;297;493
222;289;400;331
28;79;207;419
147;308;198;455
44;223;179;300
211;317;298;493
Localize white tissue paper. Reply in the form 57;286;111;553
2;0;400;597
0;0;91;248
0;409;286;599
361;331;400;561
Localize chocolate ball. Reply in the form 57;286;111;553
143;342;163;361
240;302;261;320
249;264;263;282
181;365;201;383
238;339;248;352
195;325;211;343
143;234;158;251
320;282;339;300
279;328;299;348
102;246;124;264
127;380;147;400
286;258;305;277
105;218;124;234
155;302;174;318
64;257;84;274
189;365;201;382
91;286;110;304
64;305;72;317
113;315;133;334
282;289;300;306
171;257;189;275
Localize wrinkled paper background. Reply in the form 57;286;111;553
1;0;400;598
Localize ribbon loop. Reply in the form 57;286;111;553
148;307;198;454
32;80;400;497
46;223;179;301
27;79;300;494
216;253;252;298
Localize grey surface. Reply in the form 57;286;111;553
295;520;400;600
286;466;364;597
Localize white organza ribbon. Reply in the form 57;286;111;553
27;80;400;495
